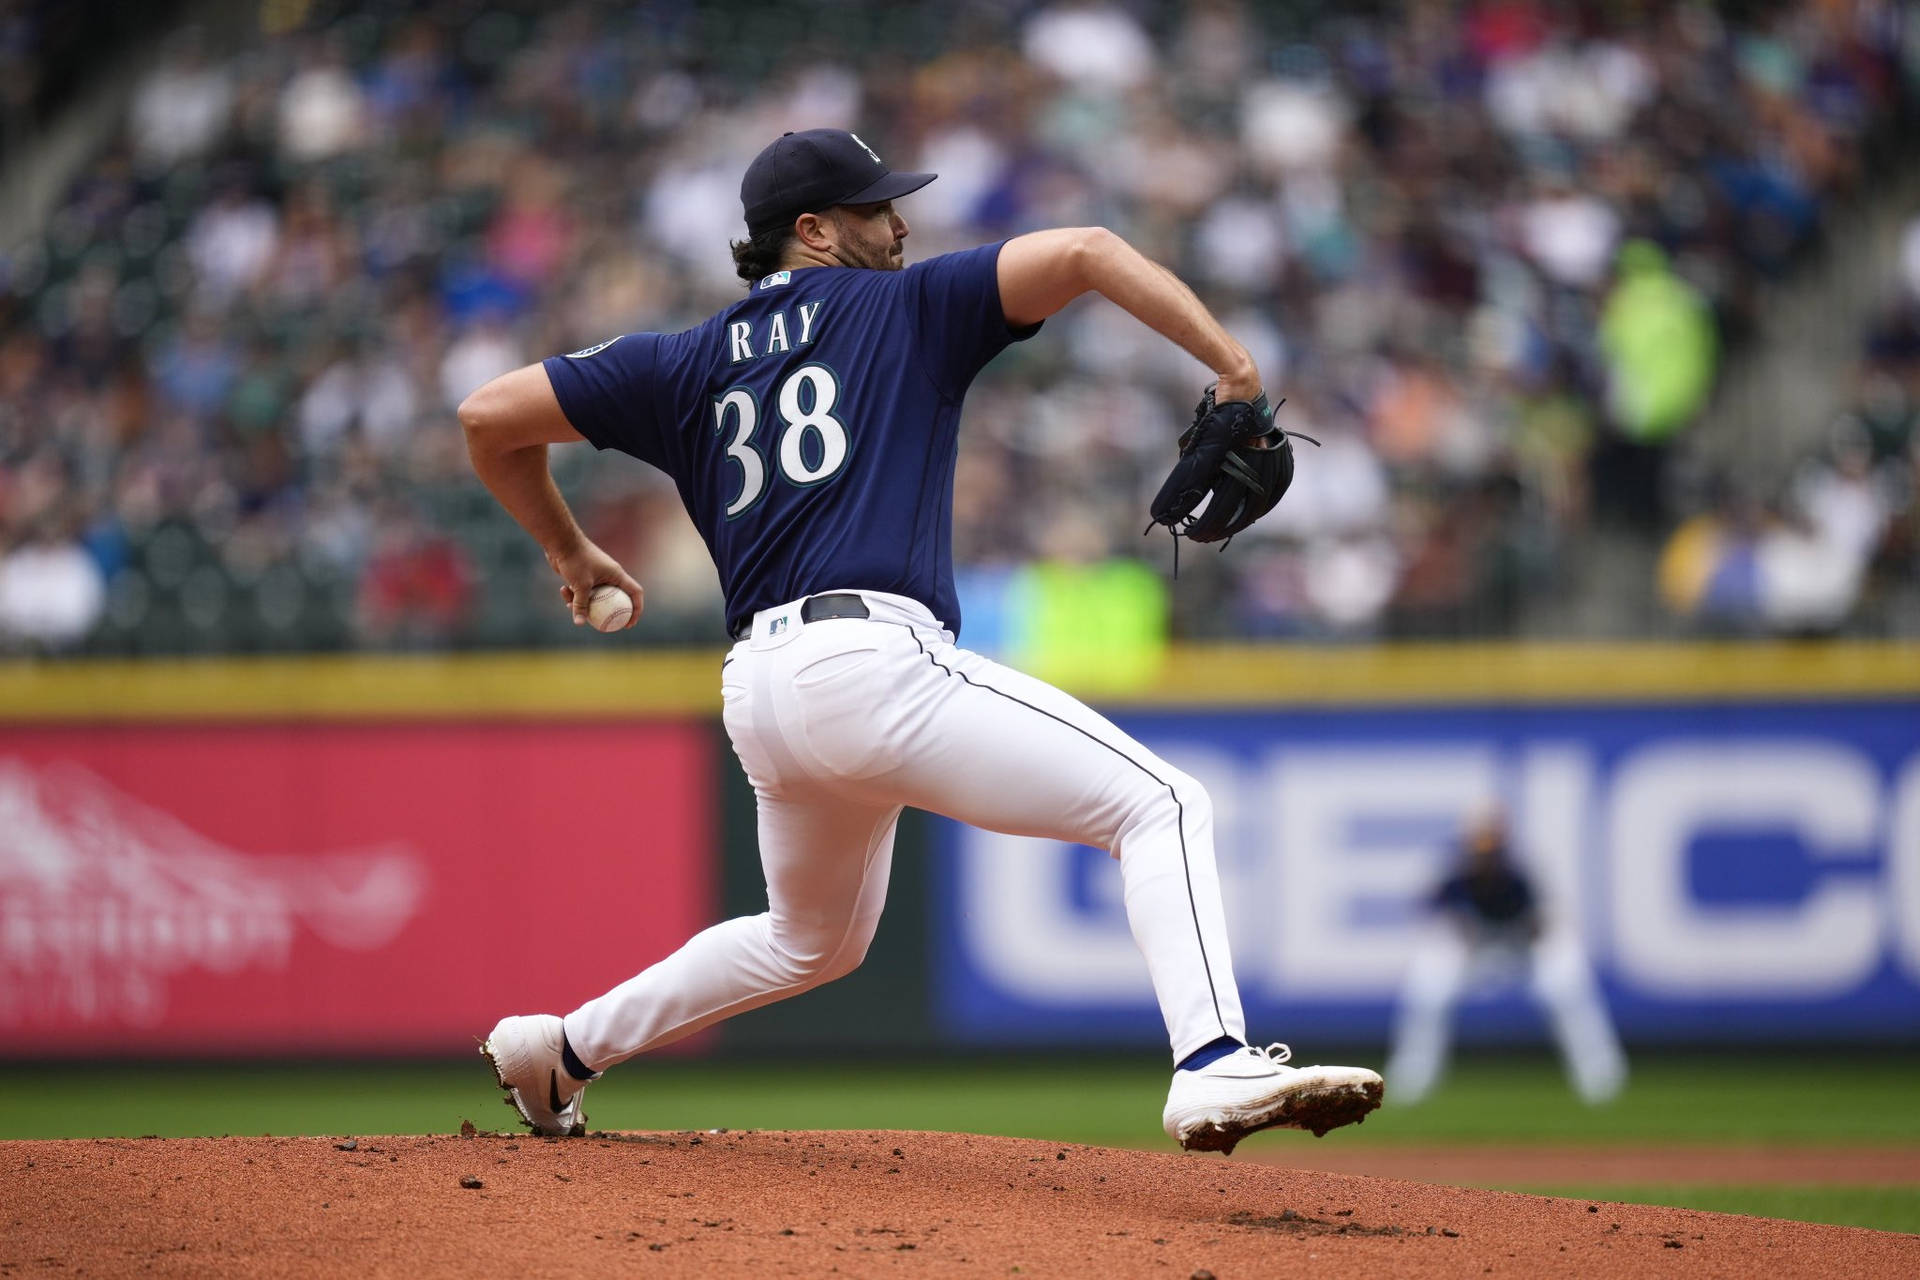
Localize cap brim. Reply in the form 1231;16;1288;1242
837;170;936;207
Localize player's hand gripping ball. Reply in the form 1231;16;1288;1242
586;584;634;632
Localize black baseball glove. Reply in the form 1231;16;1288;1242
1147;386;1316;547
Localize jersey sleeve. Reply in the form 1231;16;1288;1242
902;241;1042;401
540;333;668;465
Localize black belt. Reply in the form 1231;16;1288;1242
731;592;870;641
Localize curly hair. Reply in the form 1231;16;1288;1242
729;225;796;286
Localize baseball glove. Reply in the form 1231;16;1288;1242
1147;386;1316;548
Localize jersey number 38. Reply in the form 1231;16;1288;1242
712;364;849;518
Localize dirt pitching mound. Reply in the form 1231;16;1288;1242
1248;1143;1920;1187
7;1130;1915;1278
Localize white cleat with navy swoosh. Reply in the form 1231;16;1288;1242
1163;1043;1383;1154
482;1014;591;1137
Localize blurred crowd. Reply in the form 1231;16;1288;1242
1;0;181;144
0;0;1916;655
1658;206;1920;634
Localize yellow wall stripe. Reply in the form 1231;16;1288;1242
1142;641;1920;707
0;642;1914;722
0;652;724;721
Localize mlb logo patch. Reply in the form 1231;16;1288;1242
759;271;792;290
769;616;789;635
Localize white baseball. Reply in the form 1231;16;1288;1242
586;584;633;632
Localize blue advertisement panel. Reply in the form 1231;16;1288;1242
933;701;1920;1046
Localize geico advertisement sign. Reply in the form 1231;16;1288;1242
939;704;1920;1035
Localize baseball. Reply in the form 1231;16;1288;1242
586;584;633;632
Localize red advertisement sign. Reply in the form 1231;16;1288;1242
0;723;714;1054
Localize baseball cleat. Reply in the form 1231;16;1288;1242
1163;1043;1383;1154
481;1013;591;1137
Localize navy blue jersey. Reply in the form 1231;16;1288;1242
542;241;1037;636
1435;865;1537;931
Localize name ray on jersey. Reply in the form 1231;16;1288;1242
728;301;826;364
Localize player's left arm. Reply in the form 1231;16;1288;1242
458;363;644;628
995;227;1261;404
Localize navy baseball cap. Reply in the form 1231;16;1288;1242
741;129;936;237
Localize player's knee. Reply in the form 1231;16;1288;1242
1112;763;1211;849
766;915;878;987
1530;940;1589;998
1404;971;1458;1008
1531;963;1581;1004
765;930;838;986
770;950;832;987
815;930;876;985
1105;767;1212;870
1169;768;1212;826
1148;764;1212;831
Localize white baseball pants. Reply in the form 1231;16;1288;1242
564;590;1247;1069
1385;925;1628;1104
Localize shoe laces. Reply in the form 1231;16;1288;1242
1253;1043;1292;1065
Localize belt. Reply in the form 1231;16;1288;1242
731;592;871;641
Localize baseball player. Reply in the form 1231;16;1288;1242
1385;811;1628;1104
460;128;1381;1152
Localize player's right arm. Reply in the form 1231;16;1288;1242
458;364;644;628
995;227;1262;403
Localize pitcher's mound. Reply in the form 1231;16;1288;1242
7;1129;1915;1277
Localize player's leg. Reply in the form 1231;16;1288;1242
793;630;1243;1061
483;638;901;1135
1529;931;1628;1104
1384;928;1469;1104
777;620;1379;1150
562;793;901;1070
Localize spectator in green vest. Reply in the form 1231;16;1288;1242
1599;239;1718;444
1005;512;1168;695
1590;239;1719;525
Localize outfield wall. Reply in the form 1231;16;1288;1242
0;722;715;1053
937;700;1920;1049
0;642;1916;1056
